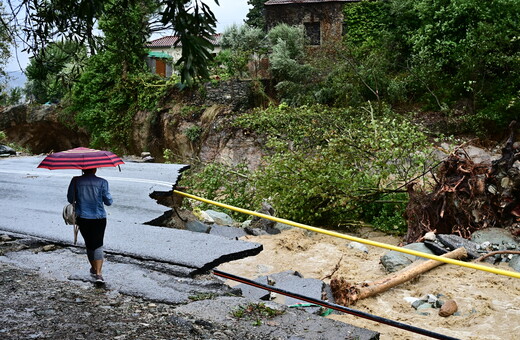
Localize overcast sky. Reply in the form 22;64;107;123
6;0;251;73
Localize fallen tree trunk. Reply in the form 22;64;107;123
330;247;468;306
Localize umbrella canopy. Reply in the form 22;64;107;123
37;147;124;170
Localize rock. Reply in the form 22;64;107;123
412;299;427;310
141;152;151;158
471;228;519;249
380;243;435;273
273;222;294;232
348;242;369;253
438;299;458;317
424;232;436;241
203;210;234;226
209;224;247;239
509;255;520;272
416;303;434;313
249;202;281;235
244;227;268;236
436;234;481;259
0;144;16;155
464;145;498;164
479;241;492;251
185;220;211;233
194;210;215;223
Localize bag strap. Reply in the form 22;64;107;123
73;178;77;204
72;178;79;244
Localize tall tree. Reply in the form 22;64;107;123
25;40;86;103
245;0;266;30
0;2;14;103
4;0;219;85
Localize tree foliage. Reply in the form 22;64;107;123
245;0;266;30
219;24;267;78
0;2;13;102
364;0;519;132
5;0;219;85
396;0;520;130
233;103;432;230
25;40;86;103
265;0;519;132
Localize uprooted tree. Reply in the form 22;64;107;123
404;121;520;243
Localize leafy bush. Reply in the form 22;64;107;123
219;24;268;79
179;162;258;222
234;103;432;229
362;192;409;235
68;52;168;152
184;125;203;142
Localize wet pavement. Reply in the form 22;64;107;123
0;156;380;339
0;156;262;270
0;235;379;340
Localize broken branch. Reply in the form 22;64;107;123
331;247;467;306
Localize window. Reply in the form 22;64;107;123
304;22;321;46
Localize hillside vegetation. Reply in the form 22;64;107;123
11;0;520;233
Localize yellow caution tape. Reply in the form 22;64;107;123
174;190;520;279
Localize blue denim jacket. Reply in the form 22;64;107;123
67;174;113;219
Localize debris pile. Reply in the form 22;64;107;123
405;121;520;243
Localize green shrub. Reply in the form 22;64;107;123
362;192;408;235
184;125;203;142
179;162;258;222
236;103;431;229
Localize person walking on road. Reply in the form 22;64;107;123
67;168;113;284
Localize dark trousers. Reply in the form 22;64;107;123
77;217;107;250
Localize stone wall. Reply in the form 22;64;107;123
265;2;348;45
202;80;252;112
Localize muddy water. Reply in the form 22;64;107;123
217;228;520;340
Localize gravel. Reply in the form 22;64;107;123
0;235;379;340
0;262;245;340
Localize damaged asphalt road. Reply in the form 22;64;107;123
0;156;380;339
0;235;379;340
0;156;262;271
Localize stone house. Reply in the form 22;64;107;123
145;34;222;77
264;0;360;45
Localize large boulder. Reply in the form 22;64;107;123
0;144;16;155
0;104;89;153
380;243;436;273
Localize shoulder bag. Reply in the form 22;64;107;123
63;178;79;244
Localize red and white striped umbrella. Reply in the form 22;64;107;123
37;147;124;170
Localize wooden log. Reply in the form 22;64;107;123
330;247;468;306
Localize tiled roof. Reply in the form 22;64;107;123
265;0;358;5
146;34;222;48
265;0;359;4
